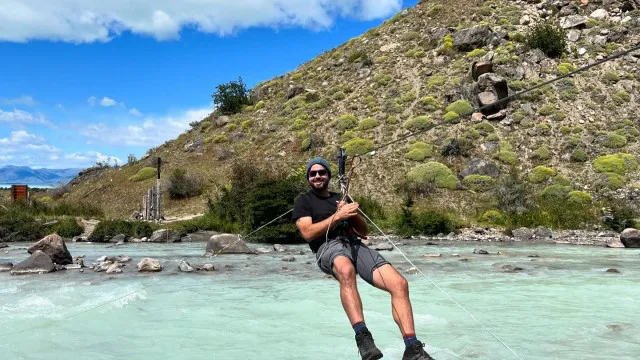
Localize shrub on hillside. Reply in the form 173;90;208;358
528;166;556;183
50;217;84;238
343;137;375;156
525;21;566;58
463;175;495;192
167;168;203;200
404;142;433;162
446;100;473;116
129;167;157;182
358;118;379;130
593;153;638;175
407;162;457;190
0;210;45;242
211;77;252;115
334;114;358;131
404;116;433;132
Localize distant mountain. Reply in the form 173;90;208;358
0;166;82;187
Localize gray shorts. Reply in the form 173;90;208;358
315;237;390;286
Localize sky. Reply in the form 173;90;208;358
0;0;419;169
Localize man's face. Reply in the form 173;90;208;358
308;164;330;190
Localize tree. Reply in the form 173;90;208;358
211;77;251;115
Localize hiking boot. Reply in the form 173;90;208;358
355;330;383;360
402;341;435;360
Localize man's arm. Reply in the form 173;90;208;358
296;203;360;242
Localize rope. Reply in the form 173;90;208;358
357;208;524;360
352;42;640;158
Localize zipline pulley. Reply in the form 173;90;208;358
337;148;348;193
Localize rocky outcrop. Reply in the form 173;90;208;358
28;234;72;265
10;250;56;275
137;258;162;272
460;158;500;178
148;229;183;243
620;228;640;248
453;25;493;51
0;262;12;272
205;234;252;255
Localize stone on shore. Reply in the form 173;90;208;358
205;234;252;255
10;250;56;275
373;242;394;251
606;238;625;248
0;262;13;272
28;234;73;265
620;228;640;248
148;229;183;243
137;258;162;272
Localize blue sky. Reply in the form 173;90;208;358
0;0;418;169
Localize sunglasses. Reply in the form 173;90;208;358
309;170;328;177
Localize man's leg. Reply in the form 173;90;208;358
371;264;415;336
332;255;364;325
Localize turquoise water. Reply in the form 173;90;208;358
1;240;639;360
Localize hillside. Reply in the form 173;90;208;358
63;0;640;223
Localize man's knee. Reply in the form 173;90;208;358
333;256;356;283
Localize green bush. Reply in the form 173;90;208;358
570;148;588;162
427;76;446;89
462;174;495;192
401;31;420;41
334;114;358;131
254;100;265;110
343;137;375;156
407;162;458;190
480;210;506;225
443;111;460;123
211;77;252;115
525;21;566;58
446;100;473;115
613;90;630;105
474;121;495;133
168;168;203;200
467;48;488;57
538;105;555;116
557;63;577;75
358;118;379;130
393;198;458;236
213;135;228;143
495;150;517;165
332;91;346;101
404;116;433;132
50;217;84;238
541;184;572;201
567;191;593;205
404;142;432;162
593;153;638;175
485;133;500;142
532;146;550;161
88;220;156;242
129;167;157;182
603;132;627;148
528;166;556;183
375;74;393;86
595;172;626;190
419;96;441;111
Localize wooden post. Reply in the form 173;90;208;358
156;157;162;221
147;188;153;220
142;195;147;220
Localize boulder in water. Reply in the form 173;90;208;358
0;262;12;272
373;242;393;251
620;228;640;248
10;250;56;275
606;238;625;248
179;260;195;272
137;258;162;272
28;234;72;265
205;234;252;255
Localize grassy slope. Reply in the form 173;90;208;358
64;0;640;222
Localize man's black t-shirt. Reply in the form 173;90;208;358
292;190;352;253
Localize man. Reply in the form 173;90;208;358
292;157;435;360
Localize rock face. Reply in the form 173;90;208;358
475;73;509;115
148;229;182;243
28;234;72;265
0;262;13;272
620;228;640;248
460;158;500;178
205;234;252;255
453;25;493;51
10;250;56;275
137;258;162;272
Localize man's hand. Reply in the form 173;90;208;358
335;200;359;221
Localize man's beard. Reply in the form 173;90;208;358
310;178;329;191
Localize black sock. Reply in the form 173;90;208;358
353;322;368;334
403;334;418;346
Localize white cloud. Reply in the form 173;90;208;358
64;151;122;166
80;108;210;146
0;0;402;43
0;109;50;125
0;95;37;106
87;96;97;106
0;130;49;152
100;96;117;107
129;108;142;116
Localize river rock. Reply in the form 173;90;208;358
534;227;553;239
374;242;394;251
28;234;72;265
0;243;7;248
110;234;127;243
606;238;625;248
200;264;215;272
502;264;524;273
186;231;219;242
10;250;56;275
179;260;195;272
273;244;287;252
473;249;489;255
106;263;123;274
605;268;620;274
281;256;295;262
205;234;252;255
0;262;12;272
148;229;182;243
137;258;162;272
512;228;534;240
620;228;640;248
